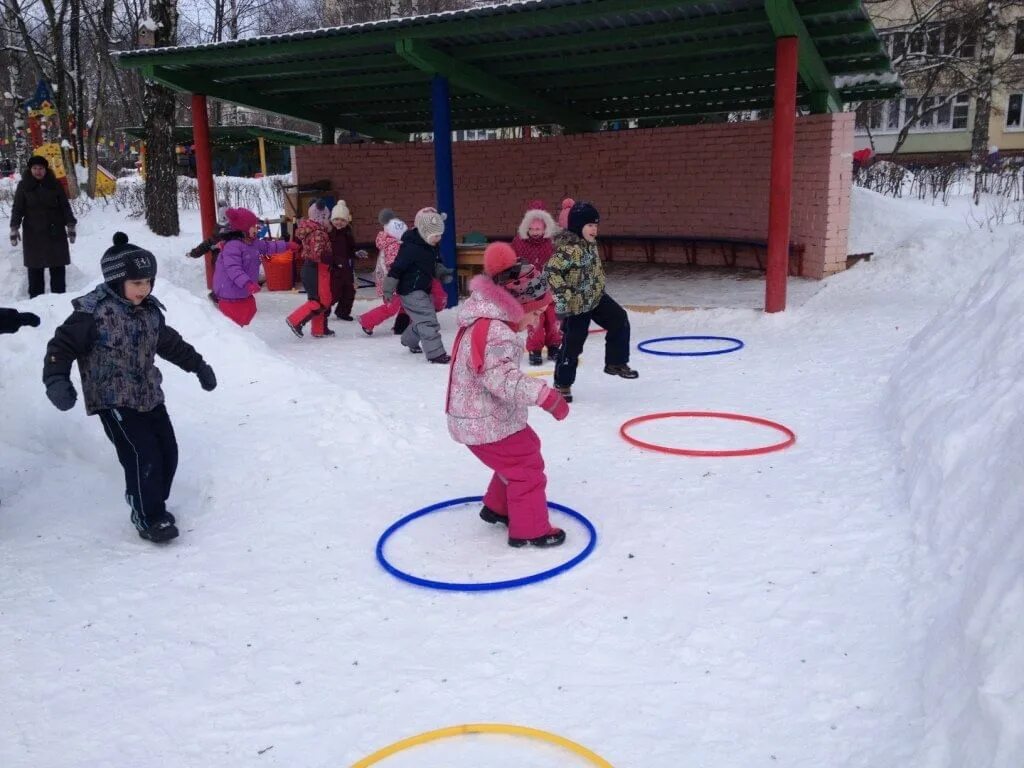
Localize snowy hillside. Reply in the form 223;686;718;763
0;187;1020;767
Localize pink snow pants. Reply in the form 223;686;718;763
526;303;563;353
467;426;554;540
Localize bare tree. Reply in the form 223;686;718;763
142;0;180;236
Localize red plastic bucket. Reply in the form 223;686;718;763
265;252;294;291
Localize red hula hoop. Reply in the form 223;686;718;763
619;411;796;457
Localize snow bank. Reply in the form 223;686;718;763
889;237;1024;768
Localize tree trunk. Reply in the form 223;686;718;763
143;0;181;236
971;0;999;203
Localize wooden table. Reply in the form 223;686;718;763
455;243;487;295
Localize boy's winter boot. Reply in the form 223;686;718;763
547;347;559;362
508;528;566;548
429;353;451;364
139;519;179;543
604;364;639;379
479;506;509;526
528;350;543;366
555;385;572;403
409;344;422;354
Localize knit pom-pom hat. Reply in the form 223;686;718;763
331;200;351;221
101;232;157;286
307;199;330;224
378;208;397;226
483;241;519;278
557;197;575;229
226;207;260;233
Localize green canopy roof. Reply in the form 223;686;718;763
118;0;900;142
118;125;317;146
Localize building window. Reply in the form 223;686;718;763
1015;20;1024;56
1007;94;1023;129
882;23;976;60
855;94;971;134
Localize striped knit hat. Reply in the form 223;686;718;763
102;232;157;286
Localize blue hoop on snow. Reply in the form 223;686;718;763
376;495;597;592
637;335;744;357
357;276;375;289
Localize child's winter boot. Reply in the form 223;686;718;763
555;385;572;403
139;519;179;543
604;364;639;379
528;350;543;366
429;352;451;364
508;528;565;548
547;347;559;362
479;506;508;526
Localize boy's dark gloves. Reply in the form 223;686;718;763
45;377;77;411
382;275;399;303
18;312;41;328
196;362;217;391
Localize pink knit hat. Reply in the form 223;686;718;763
483;242;518;277
307;199;330;225
557;198;575;229
226;207;260;232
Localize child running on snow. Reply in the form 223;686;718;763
511;199;563;365
212;207;297;327
325;201;368;322
360;209;448;336
545;201;638;403
382;207;455;364
446;242;570;547
42;233;217;543
285;200;337;338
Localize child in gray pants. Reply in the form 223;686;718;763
382;207;454;364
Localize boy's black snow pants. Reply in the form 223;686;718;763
554;292;631;388
97;404;179;533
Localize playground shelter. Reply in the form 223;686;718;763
117;0;899;311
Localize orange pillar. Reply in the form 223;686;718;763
191;93;217;288
765;36;798;314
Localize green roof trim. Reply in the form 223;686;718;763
117;0;901;137
118;124;319;146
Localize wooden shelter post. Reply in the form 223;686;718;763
431;74;458;308
190;93;217;289
765;36;798;313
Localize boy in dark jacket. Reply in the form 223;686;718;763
382;207;454;364
42;233;217;543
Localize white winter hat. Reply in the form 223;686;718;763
384;217;407;239
331;200;351;221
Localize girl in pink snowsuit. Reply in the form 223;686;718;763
511;200;563;365
359;209;447;335
445;242;570;548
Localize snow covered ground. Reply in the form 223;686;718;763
0;187;1020;767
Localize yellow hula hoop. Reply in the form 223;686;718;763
350;722;614;767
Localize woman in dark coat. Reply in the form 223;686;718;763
9;155;76;298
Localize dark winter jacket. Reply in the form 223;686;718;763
327;224;356;271
10;168;76;269
388;228;442;296
187;228;243;259
43;284;205;416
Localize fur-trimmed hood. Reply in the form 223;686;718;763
516;208;559;240
456;274;525;328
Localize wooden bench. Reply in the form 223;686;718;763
475;234;807;277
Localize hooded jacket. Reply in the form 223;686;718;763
544;229;606;317
445;275;548;446
388;228;442;296
511;209;559;271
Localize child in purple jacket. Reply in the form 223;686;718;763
212;208;297;327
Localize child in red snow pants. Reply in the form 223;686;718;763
286;261;334;337
526;303;562;357
467;426;550;540
218;296;257;327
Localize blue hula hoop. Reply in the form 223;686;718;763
376;495;597;592
357;276;375;289
637;335;745;357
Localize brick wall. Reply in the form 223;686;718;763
293;112;854;279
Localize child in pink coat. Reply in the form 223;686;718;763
445;242;570;547
511;200;563;365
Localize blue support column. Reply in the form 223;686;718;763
431;74;458;307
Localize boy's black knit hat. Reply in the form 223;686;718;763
567;201;600;237
101;232;157;285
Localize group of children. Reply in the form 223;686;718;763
7;196;639;549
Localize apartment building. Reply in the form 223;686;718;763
856;1;1024;159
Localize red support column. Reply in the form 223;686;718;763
191;93;217;289
765;36;799;313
